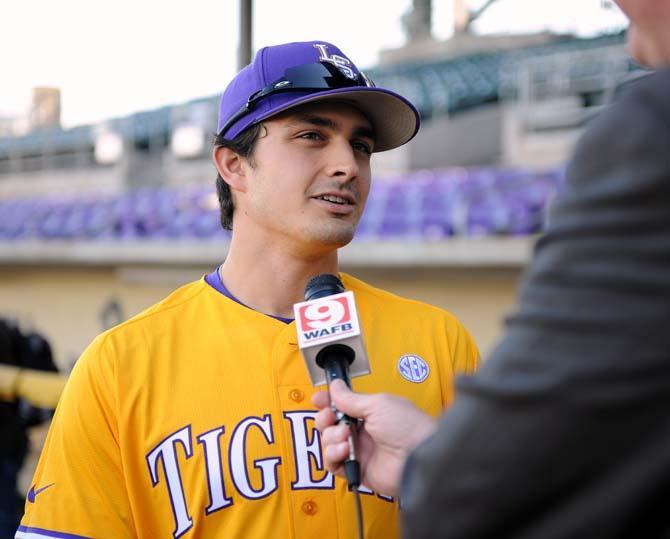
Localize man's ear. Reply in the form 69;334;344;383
213;146;248;193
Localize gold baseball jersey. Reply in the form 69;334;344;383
18;272;478;539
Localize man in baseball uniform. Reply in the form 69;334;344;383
17;41;478;539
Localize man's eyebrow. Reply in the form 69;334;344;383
285;114;375;140
352;126;375;141
285;114;336;129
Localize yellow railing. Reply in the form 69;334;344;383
0;365;66;408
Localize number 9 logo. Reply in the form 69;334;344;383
299;298;350;330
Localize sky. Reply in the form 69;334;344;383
1;0;628;128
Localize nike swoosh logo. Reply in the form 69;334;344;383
27;483;55;503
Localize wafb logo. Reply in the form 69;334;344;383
298;297;353;341
398;354;430;383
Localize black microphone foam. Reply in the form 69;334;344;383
304;274;345;301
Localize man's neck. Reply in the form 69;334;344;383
219;235;340;320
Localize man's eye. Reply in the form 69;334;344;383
353;142;372;155
299;132;323;140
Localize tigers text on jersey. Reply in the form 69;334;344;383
18;273;478;539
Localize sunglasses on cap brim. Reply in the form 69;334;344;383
218;61;375;138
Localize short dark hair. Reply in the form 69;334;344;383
213;123;265;230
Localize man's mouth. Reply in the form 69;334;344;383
314;194;354;205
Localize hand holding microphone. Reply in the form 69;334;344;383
295;275;438;498
295;274;368;490
296;274;438;539
313;379;439;498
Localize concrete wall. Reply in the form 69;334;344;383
501;101;583;168
373;103;503;174
0;166;123;198
411;104;503;168
0;265;523;371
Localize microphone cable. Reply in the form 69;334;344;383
343;420;364;539
354;488;364;539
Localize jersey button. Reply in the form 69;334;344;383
301;501;318;515
289;389;305;402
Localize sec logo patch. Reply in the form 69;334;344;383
397;354;430;383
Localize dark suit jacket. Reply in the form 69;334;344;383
401;70;670;538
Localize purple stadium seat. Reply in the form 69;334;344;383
0;166;565;242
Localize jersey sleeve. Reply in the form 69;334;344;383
446;315;480;376
431;312;480;411
17;333;135;539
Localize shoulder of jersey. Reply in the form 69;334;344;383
73;279;220;377
98;278;210;341
340;272;459;323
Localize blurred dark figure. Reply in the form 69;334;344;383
0;320;57;537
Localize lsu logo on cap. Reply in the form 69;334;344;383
296;293;356;343
313;43;356;79
398;354;430;383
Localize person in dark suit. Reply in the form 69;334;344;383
314;1;670;536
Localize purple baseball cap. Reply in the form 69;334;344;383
217;41;420;152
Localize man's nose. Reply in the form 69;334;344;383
323;139;359;181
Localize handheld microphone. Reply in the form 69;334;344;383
294;274;370;490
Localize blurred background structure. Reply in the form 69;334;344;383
0;0;636;361
0;0;638;528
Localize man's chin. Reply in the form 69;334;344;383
305;226;356;251
321;232;355;249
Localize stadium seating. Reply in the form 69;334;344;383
369;32;630;119
0;167;565;241
0;32;630;165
